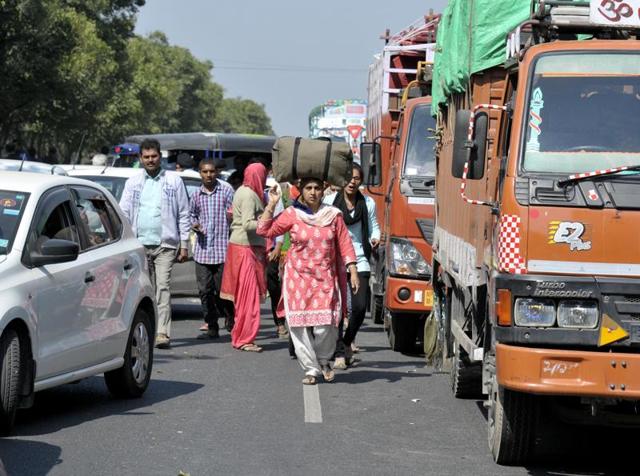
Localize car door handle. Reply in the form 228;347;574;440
123;260;133;271
84;272;95;284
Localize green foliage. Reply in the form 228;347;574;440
0;1;273;161
214;97;274;135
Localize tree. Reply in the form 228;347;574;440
214;97;274;135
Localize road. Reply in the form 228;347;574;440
0;300;636;476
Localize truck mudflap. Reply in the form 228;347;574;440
385;276;433;313
496;343;640;399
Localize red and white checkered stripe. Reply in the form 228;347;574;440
498;214;527;275
568;166;628;181
460;104;507;206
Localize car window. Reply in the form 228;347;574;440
71;187;122;251
0;191;29;254
181;177;201;200
77;176;127;201
33;201;79;253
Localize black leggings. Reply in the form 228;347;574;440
266;259;285;327
338;271;370;351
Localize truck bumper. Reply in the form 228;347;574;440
385;276;433;313
497;343;640;399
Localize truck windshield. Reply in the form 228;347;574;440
522;53;640;174
0;191;29;254
403;105;436;177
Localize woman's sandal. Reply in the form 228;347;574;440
302;375;317;385
239;343;263;352
321;366;335;383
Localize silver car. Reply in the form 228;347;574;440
0;172;156;434
67;166;202;296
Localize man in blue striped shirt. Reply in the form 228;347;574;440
190;158;235;339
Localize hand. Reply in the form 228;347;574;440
267;248;281;262
268;185;281;207
192;223;203;234
350;270;360;294
176;248;188;263
371;238;380;250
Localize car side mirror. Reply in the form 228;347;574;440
29;238;79;267
452;110;488;180
360;142;381;186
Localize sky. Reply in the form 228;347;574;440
135;0;448;137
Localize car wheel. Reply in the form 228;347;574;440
0;329;22;435
105;309;153;398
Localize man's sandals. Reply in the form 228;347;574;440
239;343;262;352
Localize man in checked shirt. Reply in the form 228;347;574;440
191;158;235;339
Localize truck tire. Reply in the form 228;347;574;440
487;357;538;465
105;309;153;398
388;313;421;354
449;292;481;398
371;294;384;325
0;329;22;435
450;345;482;398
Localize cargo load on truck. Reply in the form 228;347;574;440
430;0;640;466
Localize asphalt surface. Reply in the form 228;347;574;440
1;299;638;475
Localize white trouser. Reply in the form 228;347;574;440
145;246;176;337
289;325;338;377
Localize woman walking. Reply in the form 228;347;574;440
257;177;359;384
325;163;380;368
221;163;268;352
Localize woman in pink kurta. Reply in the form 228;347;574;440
257;178;358;385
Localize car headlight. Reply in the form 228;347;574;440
557;300;598;329
388;238;431;278
514;298;555;327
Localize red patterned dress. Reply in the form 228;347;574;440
256;206;356;328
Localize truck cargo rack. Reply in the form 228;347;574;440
507;0;640;63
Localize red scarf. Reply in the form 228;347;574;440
242;163;267;204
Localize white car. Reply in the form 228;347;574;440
0;172;156;434
67;166;203;296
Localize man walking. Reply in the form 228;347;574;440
191;159;235;339
120;138;190;349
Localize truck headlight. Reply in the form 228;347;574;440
557;300;598;329
514;298;555;327
388;238;431;278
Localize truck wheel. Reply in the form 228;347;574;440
388;313;420;353
0;329;22;435
449;292;481;398
371;294;384;325
487;358;538;465
105;309;153;398
450;345;481;398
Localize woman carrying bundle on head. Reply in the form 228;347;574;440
257;176;358;385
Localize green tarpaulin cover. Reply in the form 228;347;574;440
432;0;532;112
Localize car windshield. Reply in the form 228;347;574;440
0;191;29;254
403;105;436;177
522;53;640;174
81;176;127;201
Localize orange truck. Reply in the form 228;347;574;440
360;14;439;353
431;0;640;464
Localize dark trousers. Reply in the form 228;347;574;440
337;272;370;355
195;262;233;332
266;259;285;327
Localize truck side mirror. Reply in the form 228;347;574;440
360;142;381;186
452;110;488;180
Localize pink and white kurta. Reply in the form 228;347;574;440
257;206;356;328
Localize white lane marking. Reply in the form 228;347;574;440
303;384;323;423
